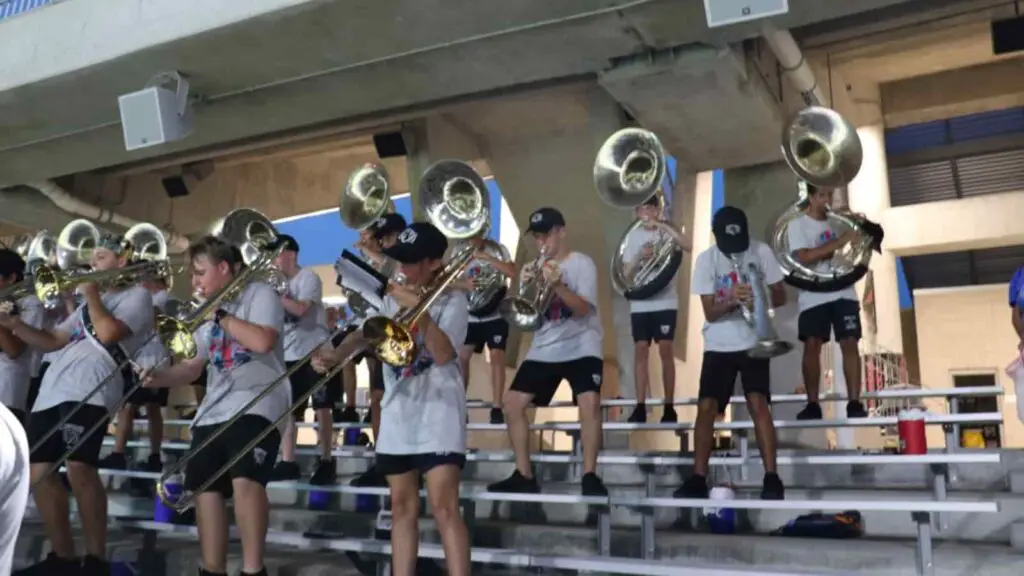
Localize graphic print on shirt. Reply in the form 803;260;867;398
545;294;573;322
713;270;741;305
66;315;86;345
389;323;435;381
816;228;836;247
207;324;253;372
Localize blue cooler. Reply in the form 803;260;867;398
154;473;183;523
703;486;737;534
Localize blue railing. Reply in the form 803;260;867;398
0;0;59;22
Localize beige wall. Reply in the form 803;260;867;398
913;284;1023;448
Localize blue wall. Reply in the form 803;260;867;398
275;179;504;268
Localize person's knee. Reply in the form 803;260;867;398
697;398;720;418
231;477;266;501
633;341;650;359
802;339;823;356
657;340;674;359
838;339;859;355
576;392;601;420
66;461;97;487
502;391;529;416
391;487;421;520
746;394;771;416
427;487;461;526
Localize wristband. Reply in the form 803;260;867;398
214;309;229;327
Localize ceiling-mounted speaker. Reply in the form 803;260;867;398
703;0;788;28
992;16;1024;55
161;176;189;198
373;131;408;158
118;71;194;152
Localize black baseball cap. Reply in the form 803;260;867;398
712;206;749;255
371;213;408;240
383;222;449;264
0;249;25;280
273;234;299;253
525;207;566;234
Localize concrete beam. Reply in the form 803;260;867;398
882;58;1024;127
881;191;1024;257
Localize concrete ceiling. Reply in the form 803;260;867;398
0;0;919;184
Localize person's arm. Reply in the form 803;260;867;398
549;257;597;318
759;243;788;308
144;357;207;389
81;284;140;345
281;271;320;318
691;252;740;322
222;286;282;355
477;246;518;280
0;299;45;359
2;307;72;353
419;292;468;367
700;294;741;322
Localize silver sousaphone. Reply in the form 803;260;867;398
596;128;687;299
769;106;884;293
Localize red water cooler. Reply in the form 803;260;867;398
897;409;927;455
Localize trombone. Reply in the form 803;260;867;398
0;230;56;303
29;221;177;484
156;159;490;512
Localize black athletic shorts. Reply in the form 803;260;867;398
28;402;110;467
288;359;338;419
630;309;677;343
698;351;770;410
184;414;280;497
376;452;466;477
27;370;44;414
797;298;862;342
510;356;603;407
464;318;510;353
123;371;169;407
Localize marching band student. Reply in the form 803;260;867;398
3;234;154;576
100;276;171;480
349;212;406;488
452;229;516;423
676;206;786;500
142;236;286;576
488;208;608;497
270;235;337;485
0;402;29;575
314;221;470;576
623;194;680;424
786;185;867;420
0;250;43;423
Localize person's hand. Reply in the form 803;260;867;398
540;261;561;285
311;350;331;374
390;284;421;309
731;283;753;304
79;281;100;298
0;305;17;329
640;243;655;260
839;230;860;246
140;367;167;389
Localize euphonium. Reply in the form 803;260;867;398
462;233;512;317
729;255;792;359
33;220;173;310
596;128;686;299
498;245;557;332
769;106;884;293
156;159;490;512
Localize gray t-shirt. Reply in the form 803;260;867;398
377;290;468;456
192;281;289;428
524;251;603;363
0;296;44;411
283;268;328;361
33;286;154;413
133;290;171;372
786;213;859;311
623;226;679;313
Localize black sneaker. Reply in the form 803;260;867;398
239;567;269;576
144;453;163;472
796;402;823;420
627;404;647;423
581;473;608;497
198;569;228;576
846;401;868;419
271;461;301;482
350;465;386;487
340;407;360;423
487;470;540;494
81;555;110;576
310;457;337;485
14;553;80;575
761;472;785;500
489;408;504;425
98;452;127;470
660;406;678;424
673;474;709;499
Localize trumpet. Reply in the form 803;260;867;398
34;221;174;310
156;159;490;512
156;208;285;360
28;220;176;485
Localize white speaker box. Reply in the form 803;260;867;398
704;0;788;28
118;84;194;152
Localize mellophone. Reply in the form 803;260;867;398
14;104;884;506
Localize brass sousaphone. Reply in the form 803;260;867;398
770;106;884;292
597;128;687;300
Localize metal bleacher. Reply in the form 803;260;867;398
22;385;1013;576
